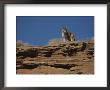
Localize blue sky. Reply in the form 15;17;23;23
16;16;94;46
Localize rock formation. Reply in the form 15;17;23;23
16;40;94;74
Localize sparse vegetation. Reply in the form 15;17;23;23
48;38;63;46
16;40;29;47
48;37;94;46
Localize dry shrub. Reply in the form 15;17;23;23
16;40;29;47
48;38;63;46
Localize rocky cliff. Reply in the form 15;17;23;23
16;40;94;74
